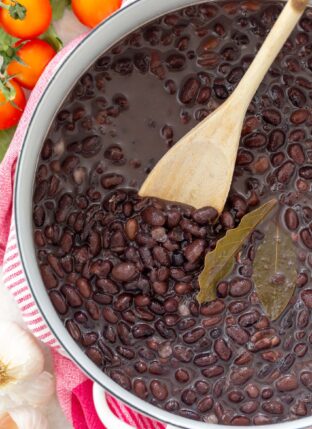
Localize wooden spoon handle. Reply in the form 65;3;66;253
233;0;308;110
292;0;309;11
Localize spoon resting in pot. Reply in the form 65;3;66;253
139;0;309;212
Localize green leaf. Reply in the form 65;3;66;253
0;127;16;162
253;219;297;321
51;0;71;20
0;77;16;103
0;27;15;50
197;199;277;304
0;28;20;73
41;24;63;52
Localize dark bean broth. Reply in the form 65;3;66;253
33;1;312;425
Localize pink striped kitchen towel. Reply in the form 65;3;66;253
0;17;164;429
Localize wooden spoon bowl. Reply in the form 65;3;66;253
139;0;309;212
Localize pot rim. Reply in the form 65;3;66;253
14;1;312;428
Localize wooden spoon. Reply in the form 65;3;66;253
139;0;309;212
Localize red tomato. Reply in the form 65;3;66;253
7;40;56;90
0;80;26;129
72;0;122;28
0;0;52;39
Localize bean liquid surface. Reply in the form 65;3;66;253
33;1;312;424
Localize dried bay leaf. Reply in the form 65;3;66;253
253;220;297;321
197;199;277;304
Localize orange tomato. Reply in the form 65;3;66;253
0;0;52;39
8;40;56;90
72;0;122;28
0;80;26;129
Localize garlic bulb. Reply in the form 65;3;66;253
0;322;55;412
0;322;44;390
0;395;15;415
0;407;49;429
7;371;55;407
0;412;17;429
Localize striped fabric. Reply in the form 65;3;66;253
107;395;165;429
3;221;60;347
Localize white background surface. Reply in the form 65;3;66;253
0;10;88;429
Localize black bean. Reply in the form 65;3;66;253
62;285;82;307
290;109;309;125
213;84;228;99
112;262;137;282
276;161;295;184
153;246;170;266
214;338;232;361
182;389;197;405
262;400;284;415
267;130;285;152
50;291;67;314
183;327;205;344
40;265;58;289
173;346;193;363
194;352;218;367
262;109;281;125
132;324;155;338
202;366;224;378
284;208;299;230
288;87;306;107
86;347;103;366
230;367;254;385
183;239;205;263
111;370;131;390
96;278;119;294
179;77;200;104
230;278;252;297
175;368;190;383
228;326;250;346
301;229;312;250
197;396;214;412
150;380;168;401
299;166;312;180
133;379;148;398
192;207;218;224
66;320;81;341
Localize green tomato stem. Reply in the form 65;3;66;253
0;1;26;20
41;24;63;52
0;74;16;104
0;1;10;11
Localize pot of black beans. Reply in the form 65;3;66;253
15;0;312;427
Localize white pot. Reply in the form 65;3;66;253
15;0;312;428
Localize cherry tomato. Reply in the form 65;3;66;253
72;0;122;28
0;0;52;39
0;80;26;129
7;40;56;90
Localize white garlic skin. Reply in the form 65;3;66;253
7;372;55;407
2;407;49;429
0;322;44;385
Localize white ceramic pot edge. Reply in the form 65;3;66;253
93;383;183;429
14;0;312;428
92;382;312;429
